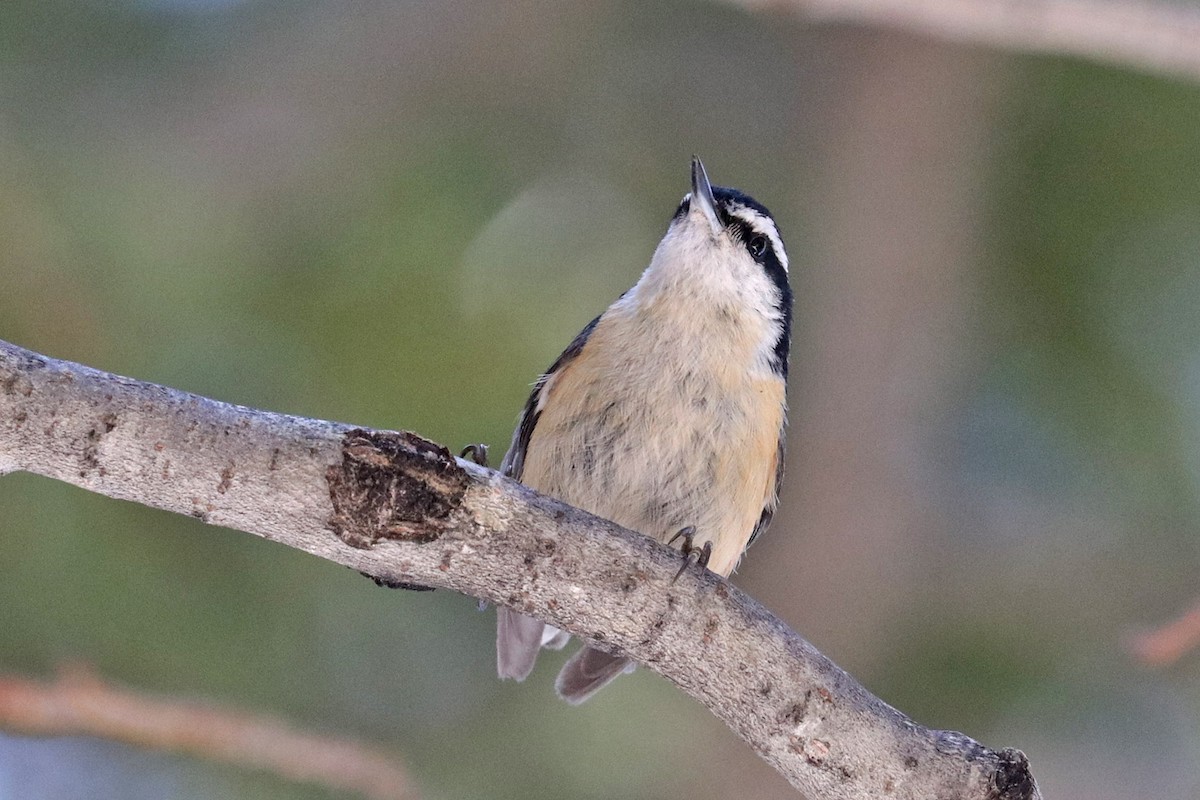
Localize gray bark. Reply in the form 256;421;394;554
0;338;1041;800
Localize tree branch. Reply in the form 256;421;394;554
0;665;419;800
1127;597;1200;667
737;0;1200;85
0;338;1041;800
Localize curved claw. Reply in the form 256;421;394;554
668;526;712;582
667;526;696;549
460;443;490;467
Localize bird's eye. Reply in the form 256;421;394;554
747;235;768;259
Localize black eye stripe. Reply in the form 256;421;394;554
723;217;792;375
725;218;772;260
723;204;780;243
668;184;792;378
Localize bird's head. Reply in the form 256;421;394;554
638;157;793;377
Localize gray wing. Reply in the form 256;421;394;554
746;424;786;549
499;314;601;480
496;314;601;681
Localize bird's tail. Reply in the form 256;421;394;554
496;608;544;680
555;646;635;704
497;609;571;680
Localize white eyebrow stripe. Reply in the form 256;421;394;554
726;205;789;273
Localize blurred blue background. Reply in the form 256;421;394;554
3;0;1200;797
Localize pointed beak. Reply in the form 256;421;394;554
690;156;722;235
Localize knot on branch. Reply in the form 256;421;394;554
327;429;470;549
989;748;1038;800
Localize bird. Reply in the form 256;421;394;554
495;157;792;703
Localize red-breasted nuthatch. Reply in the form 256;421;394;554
496;157;792;703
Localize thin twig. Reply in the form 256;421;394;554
0;665;420;800
1127;598;1200;667
735;0;1200;84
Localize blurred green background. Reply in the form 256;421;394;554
3;0;1200;797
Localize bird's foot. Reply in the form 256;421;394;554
667;526;713;582
460;443;490;467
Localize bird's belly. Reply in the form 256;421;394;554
520;370;783;577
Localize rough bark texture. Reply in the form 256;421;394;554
0;338;1042;800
